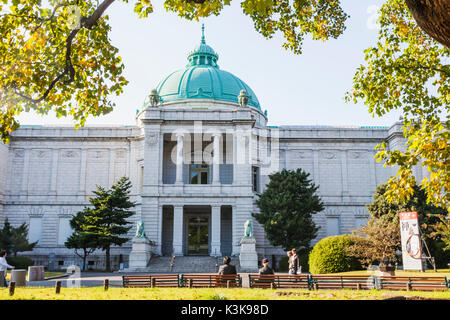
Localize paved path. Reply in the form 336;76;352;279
27;273;124;288
26;272;254;288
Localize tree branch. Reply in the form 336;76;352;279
13;0;117;104
404;0;450;49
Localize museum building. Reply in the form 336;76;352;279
0;28;421;271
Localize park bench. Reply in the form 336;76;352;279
377;276;449;291
309;274;374;290
122;274;181;288
180;274;242;288
248;274;310;289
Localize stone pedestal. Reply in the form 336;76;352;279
239;237;258;272
125;238;152;272
11;269;27;286
28;266;45;281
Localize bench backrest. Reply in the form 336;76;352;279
122;274;180;287
181;274;242;288
378;276;449;291
248;274;310;289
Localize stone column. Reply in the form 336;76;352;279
175;133;184;185
211;205;221;256
108;148;116;187
20;148;30;200
231;205;240;256
78;149;87;201
49;149;59;199
341;150;349;199
157;205;163;256
212;133;221;184
173;205;184;255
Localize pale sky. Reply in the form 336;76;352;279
17;0;402;128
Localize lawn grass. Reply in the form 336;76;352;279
332;269;450;278
0;286;449;300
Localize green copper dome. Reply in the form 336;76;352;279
154;25;261;110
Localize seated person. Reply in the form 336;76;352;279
259;258;274;275
218;256;237;275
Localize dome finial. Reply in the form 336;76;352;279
201;23;205;44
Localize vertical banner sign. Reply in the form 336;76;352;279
399;211;423;271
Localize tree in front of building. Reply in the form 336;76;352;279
65;210;100;271
79;176;135;271
429;215;450;252
346;0;449;209
346;218;401;268
0;218;37;256
254;168;324;253
365;182;449;267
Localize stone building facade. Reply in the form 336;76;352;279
0;30;418;271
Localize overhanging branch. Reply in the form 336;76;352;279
13;0;117;104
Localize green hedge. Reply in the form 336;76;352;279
7;256;34;269
308;235;362;274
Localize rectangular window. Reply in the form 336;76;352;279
252;166;259;192
29;217;43;245
58;218;72;246
326;217;340;237
355;216;368;229
190;163;209;184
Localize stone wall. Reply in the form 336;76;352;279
0;141;9;225
2;125;142;270
0;119;420;270
252;124;403;258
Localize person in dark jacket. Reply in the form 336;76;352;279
291;248;301;274
259;258;274;275
218;256;237;275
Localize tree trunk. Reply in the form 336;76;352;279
404;0;450;48
83;249;87;272
105;246;111;272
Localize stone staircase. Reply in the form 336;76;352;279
146;256;241;273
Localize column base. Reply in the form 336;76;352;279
239;238;258;272
210;245;221;257
127;238;152;271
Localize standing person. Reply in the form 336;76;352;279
218;256;237;275
287;250;295;275
259;258;274;275
0;251;14;287
291;248;301;274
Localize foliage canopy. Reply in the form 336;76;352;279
254;168;323;252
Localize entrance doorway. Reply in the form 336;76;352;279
187;215;209;255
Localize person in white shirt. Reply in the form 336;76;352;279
0;251;14;287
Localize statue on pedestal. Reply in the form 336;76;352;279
239;219;258;272
149;89;160;107
243;219;253;239
135;221;147;239
238;90;249;108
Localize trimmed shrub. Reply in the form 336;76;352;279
7;256;34;269
308;235;362;274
